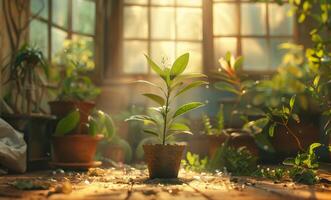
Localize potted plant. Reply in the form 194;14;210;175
126;53;208;178
48;37;100;132
202;105;259;157
50;109;115;169
1;44;55;170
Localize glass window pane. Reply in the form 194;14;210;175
270;38;292;69
151;0;175;6
72;0;96;35
177;0;202;6
242;38;268;70
177;42;202;73
124;6;148;39
151;7;175;39
125;0;148;5
213;3;238;35
52;28;67;57
269;4;293;36
123;41;148;74
29;20;48;58
241;3;266;35
177;8;202;40
150;41;176;67
31;0;48;19
52;0;68;28
214;37;237;67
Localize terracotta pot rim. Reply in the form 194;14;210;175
52;134;104;140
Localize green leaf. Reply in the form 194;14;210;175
290;95;296;109
309;143;322;155
225;51;231;62
166;130;193;140
173;102;205;118
172;73;208;86
135;80;163;91
292;113;300;123
143;129;160;137
214;82;241;95
54;109;80;136
145;54;164;77
170;53;189;78
142;93;165;106
170;123;190;131
269;123;276;137
125;115;158;125
234;56;243;71
175;81;208;97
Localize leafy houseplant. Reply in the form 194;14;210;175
126;53;208;178
1;45;55;171
49;37;100;132
51;109;115;169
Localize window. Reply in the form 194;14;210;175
122;0;203;75
213;1;294;70
29;0;96;61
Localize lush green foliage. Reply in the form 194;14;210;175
53;37;100;101
181;152;208;172
202;104;225;136
54;109;115;138
3;44;48;114
126;53;208;145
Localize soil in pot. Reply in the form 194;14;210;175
51;134;103;163
143;144;185;179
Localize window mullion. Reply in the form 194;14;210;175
68;0;73;38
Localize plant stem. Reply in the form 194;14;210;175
162;86;170;145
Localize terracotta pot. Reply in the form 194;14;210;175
104;145;126;163
207;134;229;158
271;122;319;157
187;135;210;157
49;100;95;124
143;144;185;179
51;135;103;163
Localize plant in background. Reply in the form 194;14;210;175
202;104;225;136
207;141;258;176
126;53;208;145
54;109;115;138
181;152;208;172
3;45;48;114
52;37;100;101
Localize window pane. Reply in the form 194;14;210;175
53;0;68;28
269;4;293;36
124;6;148;39
151;0;175;6
177;8;202;40
177;0;202;6
123;41;148;74
52;28;67;57
151;7;175;39
241;3;266;35
270;38;292;69
72;0;96;35
125;0;148;5
31;0;48;19
150;41;176;67
242;38;268;70
29;20;48;58
213;3;238;35
214;37;237;67
177;42;202;73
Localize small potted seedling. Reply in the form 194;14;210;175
126;53;208;178
51;109;115;169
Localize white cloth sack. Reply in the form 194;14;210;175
0;118;26;173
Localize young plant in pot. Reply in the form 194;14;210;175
1;44;55;170
126;53;208;179
51;109;115;169
49;38;100;129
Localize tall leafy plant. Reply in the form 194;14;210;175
126;53;208;145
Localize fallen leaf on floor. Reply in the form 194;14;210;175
10;180;49;190
47;181;72;197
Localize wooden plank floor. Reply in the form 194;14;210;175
0;167;330;200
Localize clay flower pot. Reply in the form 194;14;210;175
51;135;103;163
49;100;95;124
207;134;229;158
143;144;185;179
